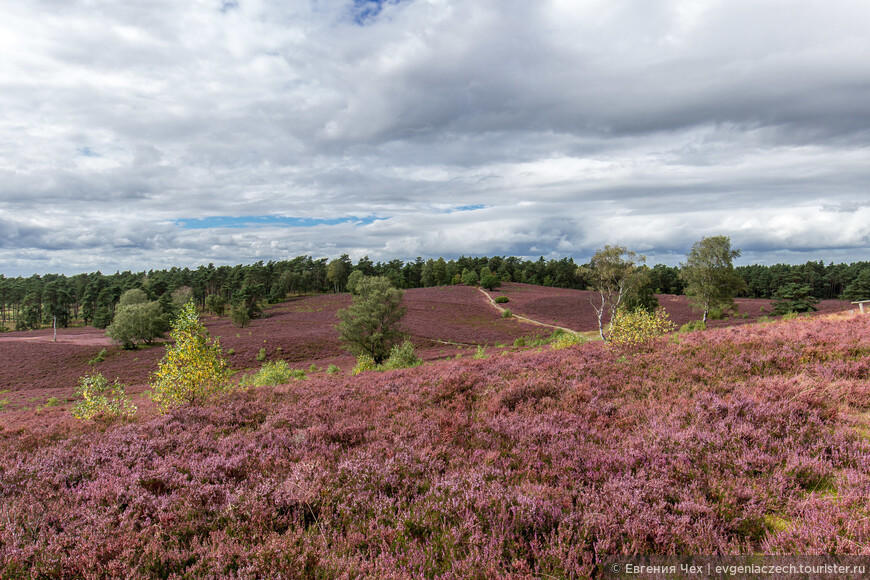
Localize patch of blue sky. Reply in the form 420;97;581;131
76;147;99;157
176;215;379;229
448;204;487;213
350;0;408;25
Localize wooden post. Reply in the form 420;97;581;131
53;315;57;341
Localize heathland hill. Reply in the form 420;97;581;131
1;290;868;575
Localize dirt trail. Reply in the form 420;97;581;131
477;287;580;335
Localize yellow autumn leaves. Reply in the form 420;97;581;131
149;301;231;413
607;307;675;350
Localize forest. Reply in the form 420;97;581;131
1;254;869;331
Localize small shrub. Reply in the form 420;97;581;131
782;311;801;320
608;307;676;350
231;306;251;328
352;354;377;375
679;320;706;333
473;345;488;360
327;364;341;375
707;307;726;320
44;397;62;407
513;337;526;347
758;315;772;324
494;296;509;304
309;363;318;372
256;347;267;362
88;348;107;367
149;302;231;412
227;348;235;355
382;339;421;370
239;360;304;388
72;373;137;420
551;332;586;350
501;309;512;318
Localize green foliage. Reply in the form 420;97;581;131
680;236;745;323
622;281;659;313
239;360;304;388
352;353;377;375
327;364;341;375
679;320;707;333
106;301;168;349
149;302;231;412
93;306;114;330
844;270;870;302
773;283;819;315
480;273;501;291
382;339;422;370
494;296;509;304
44;397;62;407
118;289;149;309
337;276;407;364
501;309;512;318
230;305;251;328
72;373;136;420
707;307;726;320
608;307;676;350
551;331;586;350
205;294;227;316
88;348;107;367
346;270;365;295
513;337;526;347
461;268;479;286
256;347;267;362
473;345;488;359
581;245;647;341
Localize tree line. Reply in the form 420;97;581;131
1;252;869;331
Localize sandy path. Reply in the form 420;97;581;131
477;287;580;334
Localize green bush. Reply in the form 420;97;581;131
327;364;341;375
473;345;488;360
239;360;304;388
494;296;509;304
106;301;168;349
513;337;526;347
231;306;251;328
256;347;267;362
72;373;137;420
679;320;707;333
501;309;512;318
382;339;421;370
88;348;107;367
352;354;377;375
707;307;726;320
551;332;586;350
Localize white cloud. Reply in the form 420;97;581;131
0;0;869;275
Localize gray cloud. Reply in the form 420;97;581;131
1;0;869;275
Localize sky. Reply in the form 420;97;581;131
1;0;869;276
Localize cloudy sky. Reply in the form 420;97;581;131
2;0;869;276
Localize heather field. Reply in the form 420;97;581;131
0;287;551;425
2;311;870;577
489;282;853;331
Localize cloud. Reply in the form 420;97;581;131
0;0;869;275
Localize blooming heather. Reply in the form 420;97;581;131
1;313;870;577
